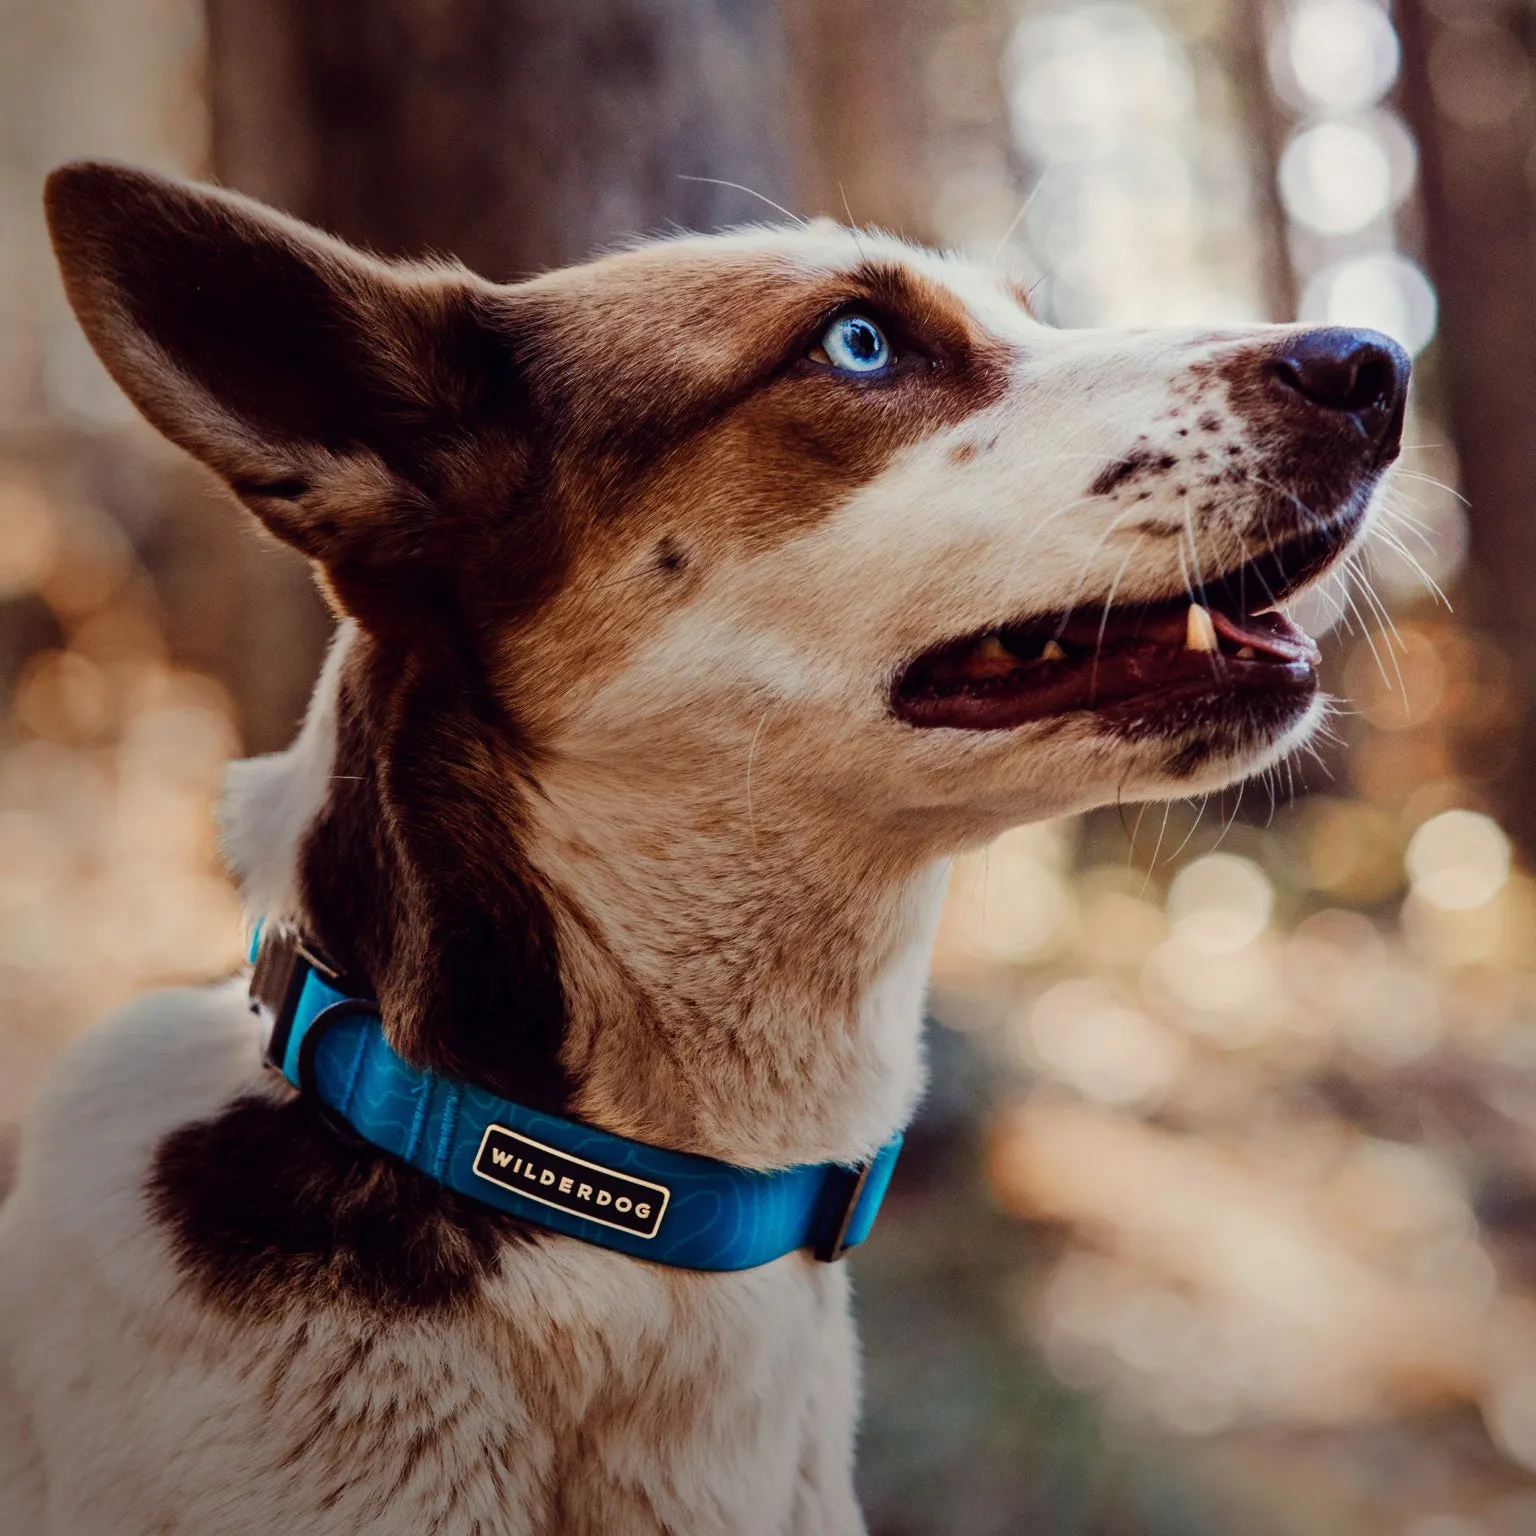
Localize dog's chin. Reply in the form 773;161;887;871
1110;688;1328;803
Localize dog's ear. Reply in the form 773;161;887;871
44;161;524;603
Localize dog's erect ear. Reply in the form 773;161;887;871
44;161;524;585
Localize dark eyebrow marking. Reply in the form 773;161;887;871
834;259;992;364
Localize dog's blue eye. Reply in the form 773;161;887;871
819;315;890;374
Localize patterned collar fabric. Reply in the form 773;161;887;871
250;926;904;1272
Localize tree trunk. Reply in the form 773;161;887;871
1396;0;1536;851
782;0;935;239
1225;0;1298;324
203;0;794;749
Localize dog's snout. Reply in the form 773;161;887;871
1267;327;1410;457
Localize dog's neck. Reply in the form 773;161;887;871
527;750;945;1167
222;625;944;1169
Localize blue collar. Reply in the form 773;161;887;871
249;925;903;1272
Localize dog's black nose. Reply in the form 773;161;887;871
1269;327;1411;454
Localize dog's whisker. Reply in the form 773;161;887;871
837;182;868;261
1123;789;1148;860
1392;468;1470;506
1345;551;1401;641
1339;580;1396;694
990;171;1051;268
1350;569;1411;709
1210;779;1245;853
1374;497;1439;548
1025;255;1067;309
1225;517;1283;614
1377;481;1446;524
1173;540;1193;615
744;704;774;853
1261;765;1282;826
1054;500;1147;639
1369;526;1451;609
677;175;807;228
1091;544;1139;694
1179;494;1210;609
1348;550;1409;659
1166;792;1211;867
1141;800;1174;893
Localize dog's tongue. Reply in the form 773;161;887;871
1054;602;1320;664
1210;607;1320;664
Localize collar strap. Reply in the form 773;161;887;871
249;925;902;1272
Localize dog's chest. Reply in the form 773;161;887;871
11;1263;855;1535
146;1263;852;1534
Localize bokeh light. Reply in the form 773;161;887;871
0;475;60;596
1278;114;1415;235
1405;810;1511;912
1278;0;1401;114
1166;854;1274;954
999;0;1259;327
1280;121;1391;234
1019;978;1185;1108
1006;3;1191;165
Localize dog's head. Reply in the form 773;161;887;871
44;163;1406;1112
45;163;1405;834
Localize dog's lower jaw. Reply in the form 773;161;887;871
1127;687;1330;802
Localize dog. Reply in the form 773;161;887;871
0;160;1407;1534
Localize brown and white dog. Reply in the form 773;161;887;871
0;161;1407;1534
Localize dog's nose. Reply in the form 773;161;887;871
1268;327;1410;454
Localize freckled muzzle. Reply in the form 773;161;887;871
890;325;1411;740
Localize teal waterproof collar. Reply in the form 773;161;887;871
250;925;903;1272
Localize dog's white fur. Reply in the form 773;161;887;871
0;169;1397;1533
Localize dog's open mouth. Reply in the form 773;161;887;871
892;518;1354;732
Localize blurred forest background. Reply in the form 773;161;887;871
3;0;1536;1531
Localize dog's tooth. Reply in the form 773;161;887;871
1185;603;1218;653
1236;644;1255;659
974;634;1012;665
1040;639;1067;662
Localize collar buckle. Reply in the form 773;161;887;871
813;1161;874;1263
250;924;341;1074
